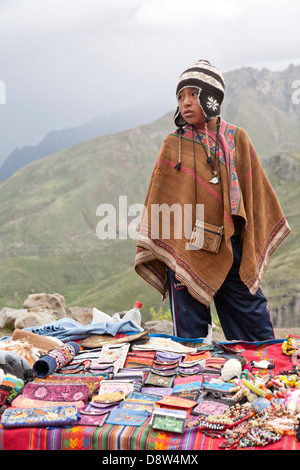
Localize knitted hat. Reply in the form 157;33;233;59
174;60;225;128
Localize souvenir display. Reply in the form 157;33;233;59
2;324;300;451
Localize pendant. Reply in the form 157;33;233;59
209;176;219;184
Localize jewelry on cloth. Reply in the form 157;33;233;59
186;403;254;431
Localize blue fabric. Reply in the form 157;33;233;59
23;318;143;342
33;355;57;378
167;236;275;342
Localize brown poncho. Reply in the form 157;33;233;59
135;120;291;306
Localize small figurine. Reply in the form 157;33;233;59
285;389;300;413
250;360;275;370
282;335;299;356
278;375;300;389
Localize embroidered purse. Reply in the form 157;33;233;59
0;405;80;429
78;412;109;427
150;408;187;434
105;408;150;426
10;394;85;410
22;382;90;403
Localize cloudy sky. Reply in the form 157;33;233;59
0;0;299;163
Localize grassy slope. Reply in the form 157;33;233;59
0;114;173;319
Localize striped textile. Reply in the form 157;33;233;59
1;418;299;451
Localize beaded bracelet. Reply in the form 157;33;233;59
238;427;282;448
186;403;254;431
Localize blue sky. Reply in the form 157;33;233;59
0;0;299;162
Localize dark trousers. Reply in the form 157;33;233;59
167;237;275;341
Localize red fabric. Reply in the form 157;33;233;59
230;336;300;375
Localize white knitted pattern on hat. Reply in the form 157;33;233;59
177;71;224;95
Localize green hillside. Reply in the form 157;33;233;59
0;113;173;318
0;65;299;324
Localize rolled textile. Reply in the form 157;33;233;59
33;341;80;378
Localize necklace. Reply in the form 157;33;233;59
192;120;221;185
186;403;254;431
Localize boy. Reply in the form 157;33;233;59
135;60;291;341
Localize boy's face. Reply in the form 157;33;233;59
177;87;206;127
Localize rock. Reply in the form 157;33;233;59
14;310;57;329
144;320;173;335
23;293;66;318
0;307;28;330
68;306;93;325
271;292;300;328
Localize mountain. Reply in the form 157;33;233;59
0;101;171;181
221;64;300;158
0;64;299;325
0;112;173;316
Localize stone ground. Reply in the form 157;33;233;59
212;327;300;342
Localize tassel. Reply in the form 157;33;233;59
174;130;182;170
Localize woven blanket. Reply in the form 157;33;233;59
135;121;291;305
